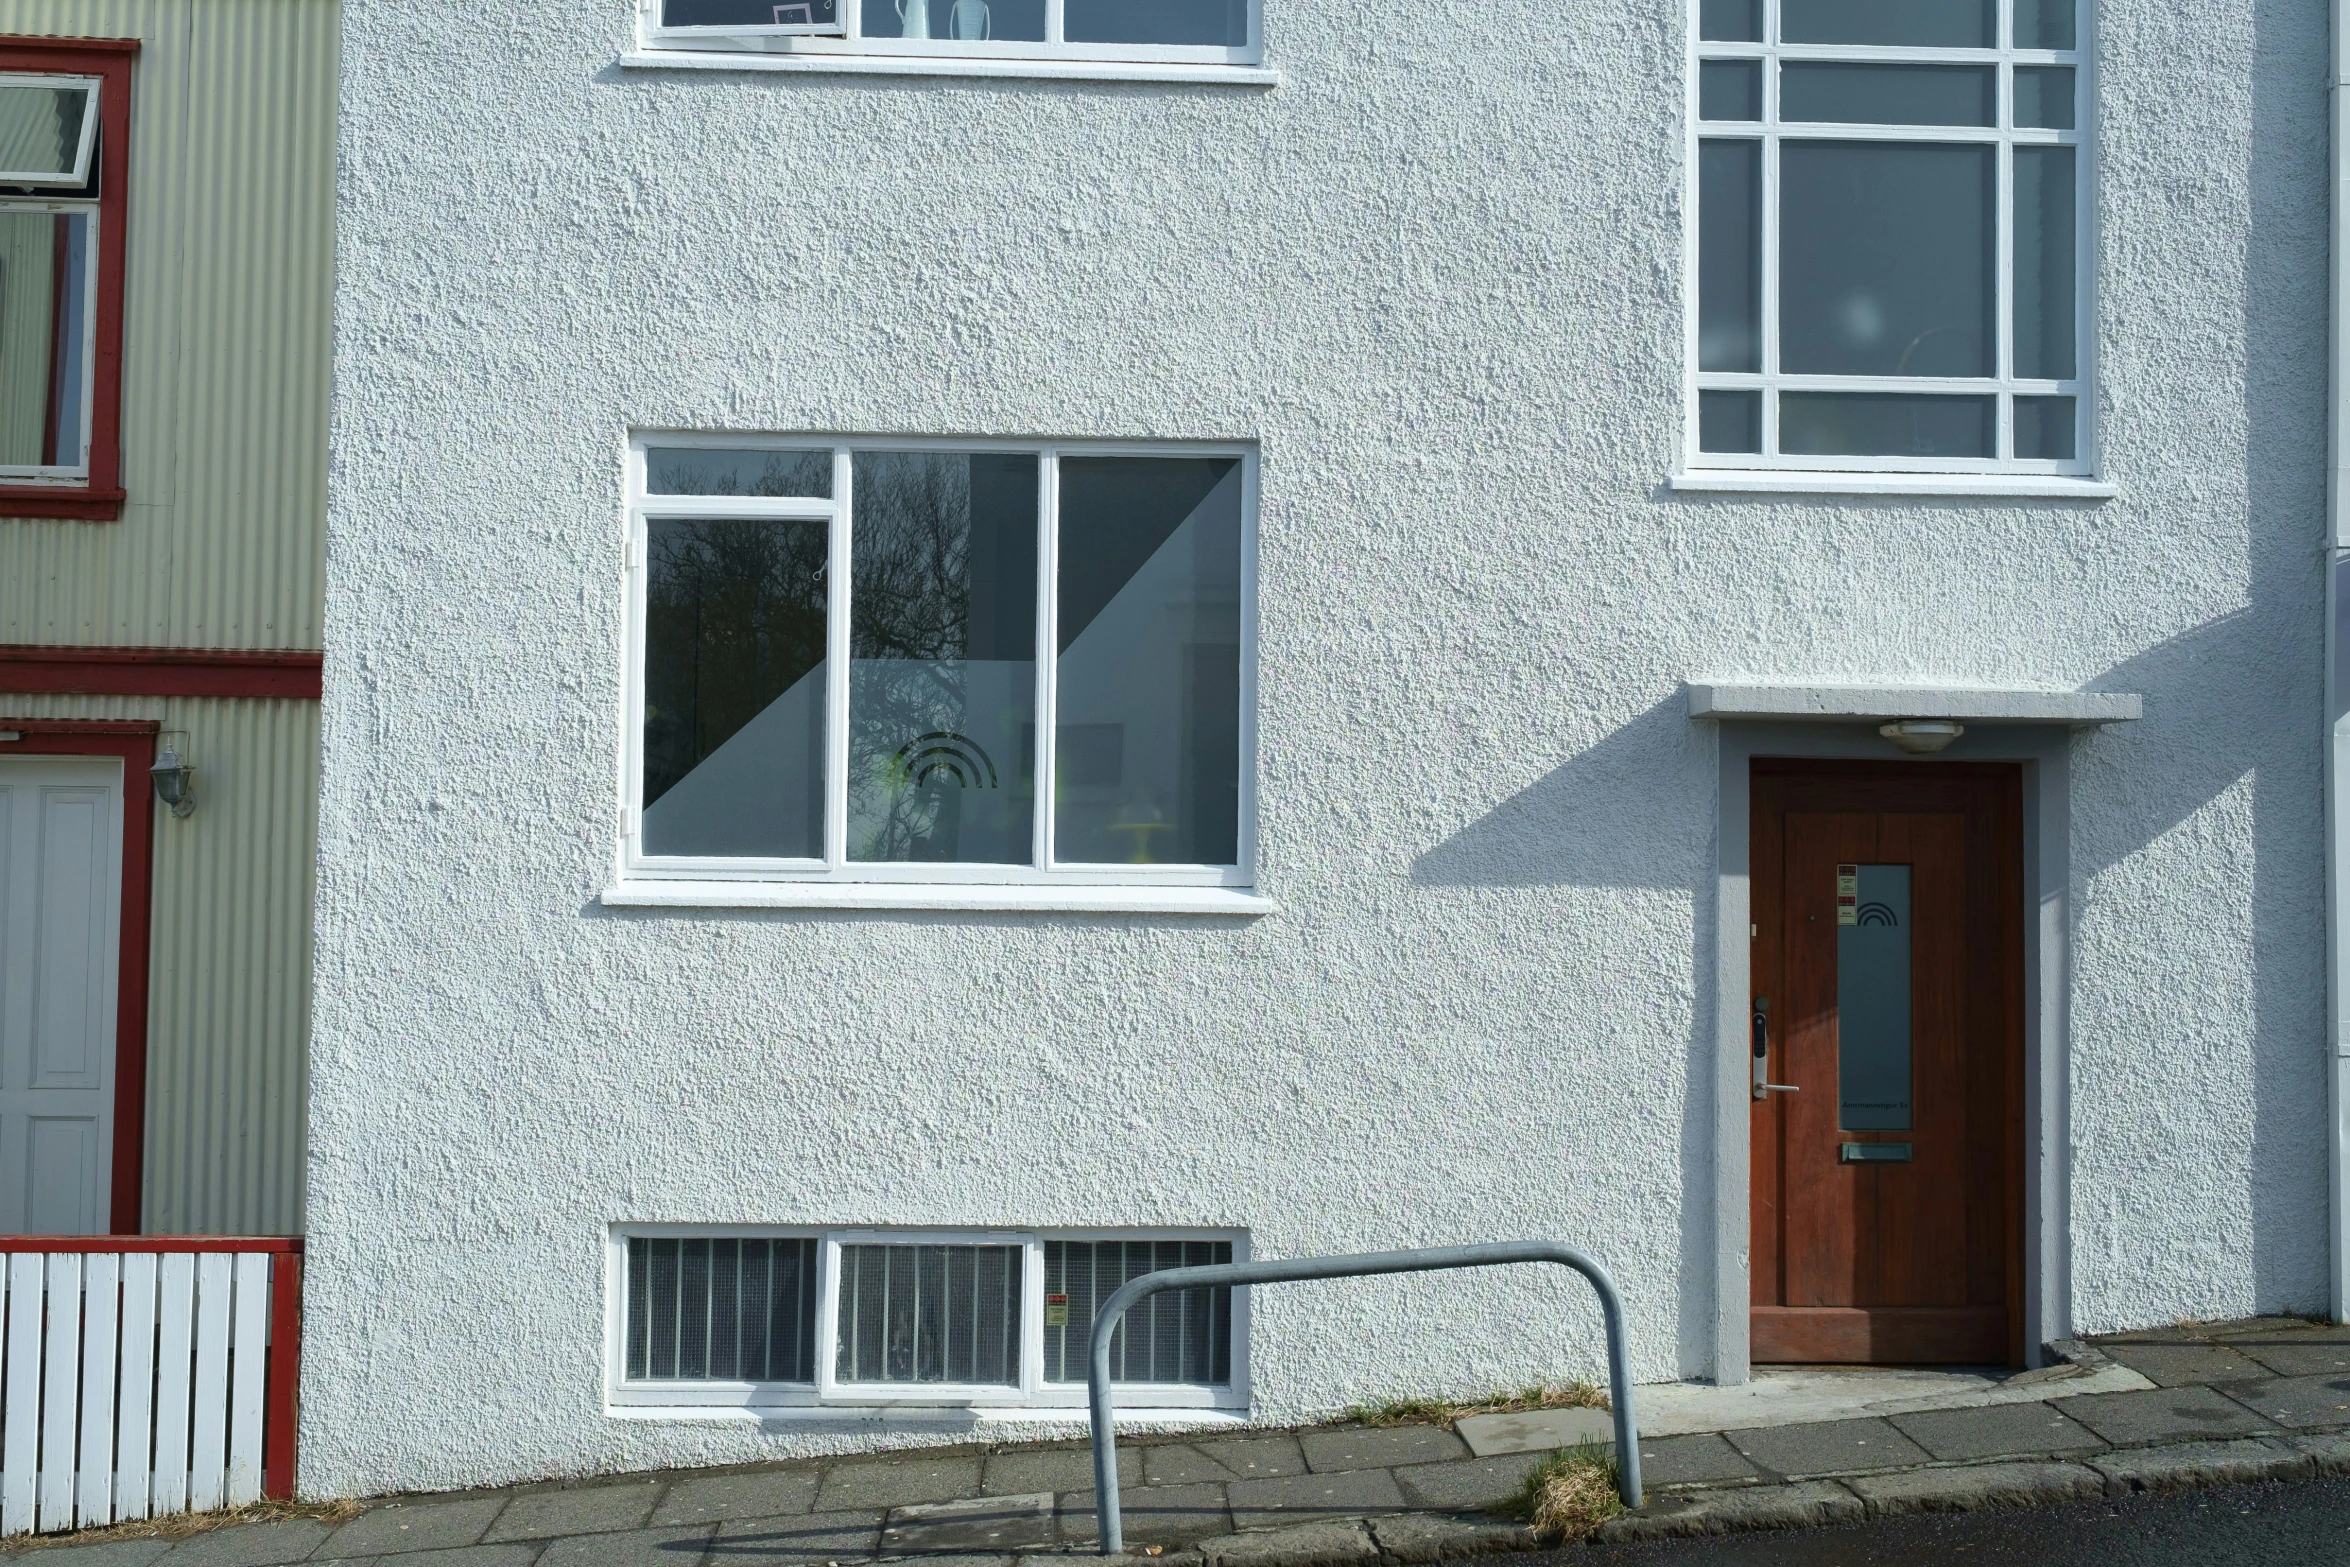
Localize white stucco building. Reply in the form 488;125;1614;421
305;0;2342;1499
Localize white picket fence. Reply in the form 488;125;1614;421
0;1245;298;1537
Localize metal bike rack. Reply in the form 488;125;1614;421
1086;1242;1641;1556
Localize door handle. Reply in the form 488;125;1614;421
1752;998;1798;1100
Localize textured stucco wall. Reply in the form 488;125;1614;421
308;0;2330;1498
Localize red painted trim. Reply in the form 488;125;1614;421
0;646;325;699
0;724;155;1231
0;39;134;521
263;1251;304;1499
0;1236;303;1253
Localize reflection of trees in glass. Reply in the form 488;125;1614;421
643;516;826;808
851;456;976;859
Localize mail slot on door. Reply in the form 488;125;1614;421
1840;1143;1913;1163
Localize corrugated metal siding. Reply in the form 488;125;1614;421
0;0;335;649
3;692;315;1235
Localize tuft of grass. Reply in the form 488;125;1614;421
1347;1380;1609;1430
1512;1445;1624;1543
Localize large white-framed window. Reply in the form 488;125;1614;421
635;0;1262;69
606;1226;1249;1413
618;436;1258;903
0;72;103;486
1686;0;2092;479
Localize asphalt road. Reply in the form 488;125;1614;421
1511;1476;2350;1565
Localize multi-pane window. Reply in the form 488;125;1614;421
1690;0;2088;474
626;439;1253;888
0;44;129;518
612;1230;1244;1409
639;0;1260;66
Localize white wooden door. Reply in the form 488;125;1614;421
0;757;123;1235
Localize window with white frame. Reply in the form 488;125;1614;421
0;70;102;487
637;0;1261;67
623;439;1254;888
1689;0;2088;474
612;1230;1243;1409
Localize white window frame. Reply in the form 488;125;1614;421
1682;0;2097;480
635;0;1264;69
0;75;100;187
604;1224;1251;1414
617;433;1260;899
0;73;103;484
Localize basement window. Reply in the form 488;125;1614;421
610;1229;1244;1411
634;0;1263;69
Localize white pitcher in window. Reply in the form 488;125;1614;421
948;0;990;38
896;0;930;37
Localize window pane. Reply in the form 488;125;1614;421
1054;457;1242;867
1779;392;1994;457
1698;390;1762;454
663;0;839;25
1781;0;1992;46
2014;146;2077;380
1699;140;1761;374
1838;865;1913;1131
2014;395;2076;459
647;446;831;497
861;0;1047;40
835;1243;1022;1386
1699;0;1761;41
641;516;828;859
848;452;1038;865
2014;0;2075;50
0;211;90;469
1042;1239;1234;1384
1780;142;1992;377
2014;65;2075;130
0;83;92;183
1064;0;1246;45
1779;64;1993;127
1699;61;1761;122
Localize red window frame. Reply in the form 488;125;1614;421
0;36;135;522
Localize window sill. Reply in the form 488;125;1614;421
1670;471;2115;500
618;48;1278;86
0;485;125;521
601;880;1277;915
608;1403;1250;1428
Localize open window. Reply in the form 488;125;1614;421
0;39;132;520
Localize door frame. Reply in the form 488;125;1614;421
0;718;156;1233
1709;720;2072;1384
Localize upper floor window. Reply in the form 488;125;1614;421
1689;0;2088;478
639;0;1261;67
622;438;1256;897
0;39;132;520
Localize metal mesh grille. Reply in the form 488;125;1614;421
1042;1240;1233;1384
625;1237;819;1382
834;1243;1023;1385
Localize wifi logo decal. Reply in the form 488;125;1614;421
890;731;999;790
1854;902;1900;927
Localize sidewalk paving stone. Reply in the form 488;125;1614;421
980;1450;1135;1497
2088;1436;2312;1495
488;1483;662;1543
813;1459;983;1514
1226;1469;1407;1533
1724;1418;1931;1478
1388;1454;1546;1512
2061;1384;2278;1446
1887;1401;2105;1462
2216;1372;2350;1430
1844;1461;2103;1518
2095;1344;2269;1387
651;1472;821;1529
1180;1437;1307;1483
1053;1482;1230;1545
314;1548;541;1567
2239;1343;2350;1378
12;1542;173;1567
879;1493;1055;1555
1594;1480;1864;1542
1297;1428;1467;1475
537;1525;713;1567
164;1521;337;1567
1633;1433;1762;1489
704;1510;883;1566
324;1498;509;1558
1141;1445;1248;1487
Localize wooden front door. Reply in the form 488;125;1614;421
1750;761;2024;1365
